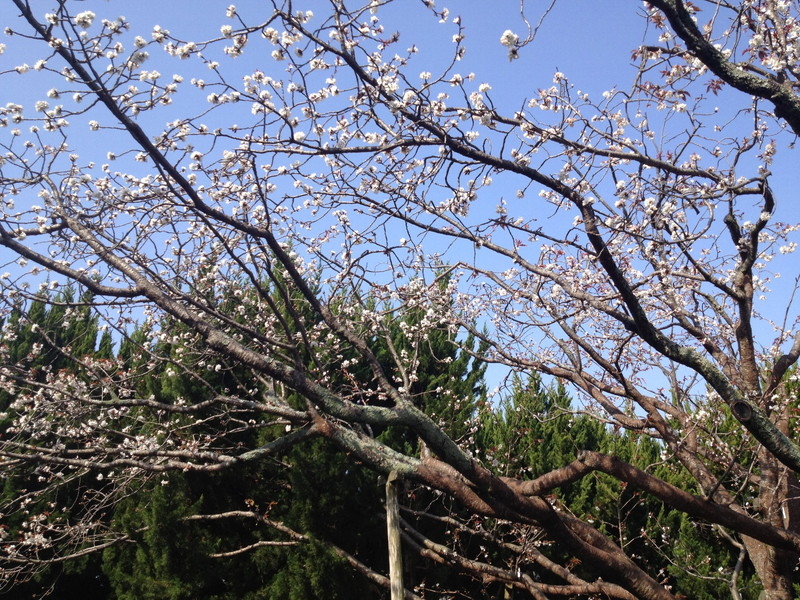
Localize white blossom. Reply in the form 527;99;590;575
500;29;519;47
74;11;95;29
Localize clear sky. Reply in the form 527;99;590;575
0;1;648;128
2;1;800;396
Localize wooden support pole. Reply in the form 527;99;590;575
386;470;404;600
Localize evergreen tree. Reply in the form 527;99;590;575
95;276;488;599
2;285;759;599
0;287;113;598
476;373;759;598
3;284;757;599
102;476;209;600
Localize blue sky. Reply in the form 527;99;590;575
2;1;800;398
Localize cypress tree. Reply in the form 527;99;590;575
476;373;759;598
97;277;488;599
0;287;112;598
102;475;209;600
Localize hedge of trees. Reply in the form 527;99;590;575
2;287;763;599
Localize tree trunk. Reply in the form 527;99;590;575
745;450;800;600
745;537;794;600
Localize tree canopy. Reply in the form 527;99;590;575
2;1;800;598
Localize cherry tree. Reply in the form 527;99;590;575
2;0;800;598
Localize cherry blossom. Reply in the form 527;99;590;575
1;1;800;598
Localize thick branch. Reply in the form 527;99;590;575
648;0;800;134
514;451;800;554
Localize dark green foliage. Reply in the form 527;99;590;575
2;284;762;600
477;373;758;598
251;438;386;600
374;319;487;443
1;288;102;414
103;475;209;600
477;373;606;480
0;288;112;598
89;279;490;599
259;540;353;600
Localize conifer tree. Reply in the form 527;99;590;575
477;374;759;598
2;286;759;599
102;476;208;600
97;280;487;599
0;288;112;597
